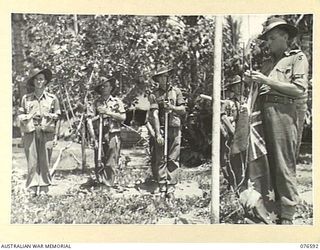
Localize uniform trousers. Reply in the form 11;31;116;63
23;128;54;192
94;132;121;187
261;98;307;220
150;126;181;193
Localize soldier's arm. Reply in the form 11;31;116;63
151;108;164;145
152;109;160;136
170;104;186;115
250;71;305;97
146;121;155;138
17;95;32;121
166;88;186;115
249;54;309;97
106;111;126;122
105;99;126;122
147;93;163;143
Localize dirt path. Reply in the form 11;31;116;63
13;141;205;197
12;139;211;224
12;140;311;224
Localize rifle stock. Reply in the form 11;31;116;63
98;115;103;167
164;111;169;163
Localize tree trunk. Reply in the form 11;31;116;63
12;13;27;100
190;46;198;92
74;14;78;35
81;121;87;173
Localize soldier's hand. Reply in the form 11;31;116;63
43;112;59;120
104;109;113;117
156;134;164;145
97;106;108;114
259;84;271;94
164;101;174;111
94;140;99;149
244;70;252;83
53;135;58;147
18;114;30;121
33;114;42;120
22;111;38;120
251;71;268;84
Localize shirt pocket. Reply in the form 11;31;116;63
41;100;52;113
275;65;292;83
25;101;38;114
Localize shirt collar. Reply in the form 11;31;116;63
33;90;47;100
284;48;301;57
100;95;112;102
158;85;173;93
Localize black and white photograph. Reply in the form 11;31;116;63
10;12;313;226
220;14;313;225
11;14;213;224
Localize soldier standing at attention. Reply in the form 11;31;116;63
87;77;126;188
18;68;60;196
245;17;309;224
148;66;186;205
222;75;247;126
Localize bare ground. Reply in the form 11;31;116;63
11;139;312;224
11;139;211;224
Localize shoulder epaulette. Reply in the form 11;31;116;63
285;49;302;56
23;93;35;100
24;93;33;98
46;92;57;98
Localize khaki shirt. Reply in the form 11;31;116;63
19;91;61;133
149;86;185;127
222;96;245;124
89;96;125;133
260;49;309;99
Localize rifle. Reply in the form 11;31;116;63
230;39;257;155
50;114;84;178
58;83;72;131
97;115;103;169
164;77;170;168
50;141;73;177
81;63;96;172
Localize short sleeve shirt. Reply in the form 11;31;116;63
20;91;61;133
149;85;185;127
90;95;125;133
260;49;309;99
222;98;241;123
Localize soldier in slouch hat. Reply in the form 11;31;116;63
244;17;309;224
148;66;186;205
87;77;126;188
18;68;61;196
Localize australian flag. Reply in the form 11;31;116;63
227;85;279;224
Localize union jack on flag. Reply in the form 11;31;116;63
248;110;267;162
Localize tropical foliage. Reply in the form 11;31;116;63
12;14;216;163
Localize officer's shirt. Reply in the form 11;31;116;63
91;95;125;133
260;49;309;99
149;85;185;127
19;91;61;133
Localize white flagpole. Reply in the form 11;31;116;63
211;15;223;224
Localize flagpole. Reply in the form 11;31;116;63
211;15;222;224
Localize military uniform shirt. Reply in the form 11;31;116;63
260;49;309;99
149;86;185;127
90;96;125;133
19;91;61;133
